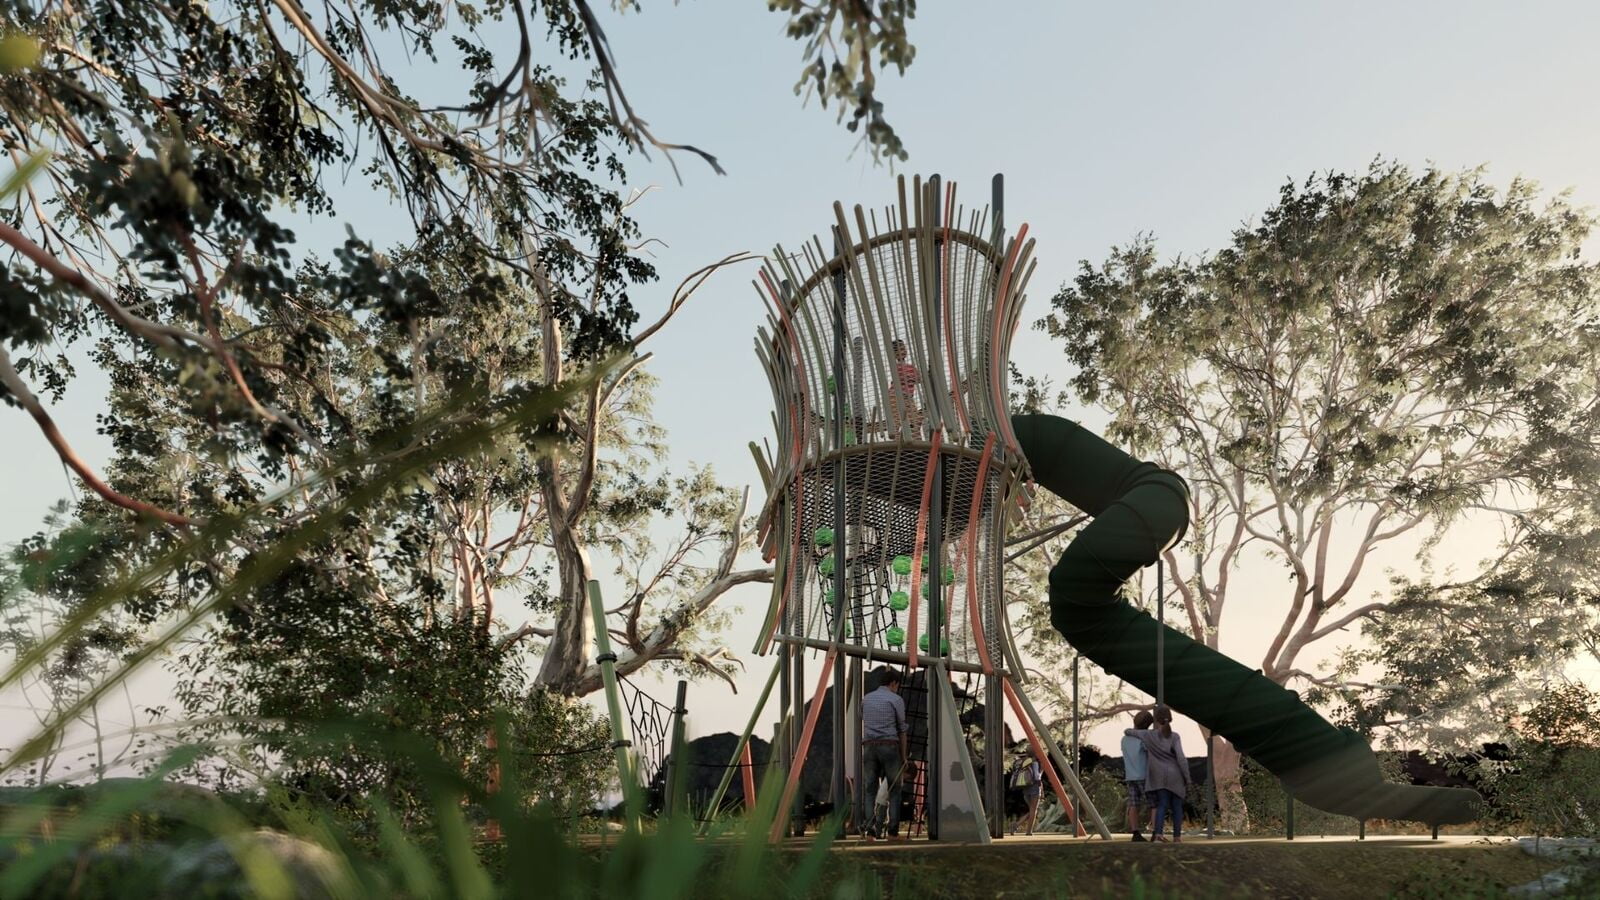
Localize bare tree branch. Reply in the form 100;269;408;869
0;346;196;527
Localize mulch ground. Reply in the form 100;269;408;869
808;834;1566;899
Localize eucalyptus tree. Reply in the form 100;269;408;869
1039;162;1600;826
0;0;921;794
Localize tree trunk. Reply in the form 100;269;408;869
1210;735;1249;833
535;510;595;693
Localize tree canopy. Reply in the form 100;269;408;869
0;0;922;797
1040;160;1600;822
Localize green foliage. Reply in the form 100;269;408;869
0;31;36;70
1077;765;1127;829
0;3;927;895
772;0;917;162
1040;160;1600;749
0;0;918;815
1475;685;1600;839
0;718;850;900
1386;864;1515;900
0;357;599;789
0;510;153;785
1236;757;1362;836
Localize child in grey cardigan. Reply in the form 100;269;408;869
1124;704;1191;842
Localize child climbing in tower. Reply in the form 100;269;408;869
888;339;923;432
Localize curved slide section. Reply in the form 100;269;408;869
1012;414;1479;826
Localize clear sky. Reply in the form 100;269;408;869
6;2;1600;769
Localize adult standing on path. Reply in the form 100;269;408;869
860;666;909;840
1125;705;1191;842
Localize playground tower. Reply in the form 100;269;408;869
748;175;1105;841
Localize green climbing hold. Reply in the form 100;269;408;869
818;555;835;576
942;565;956;585
814;526;834;547
892;555;912;576
885;625;906;647
888;590;910;611
917;634;951;655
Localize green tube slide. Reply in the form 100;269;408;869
1012;414;1480;826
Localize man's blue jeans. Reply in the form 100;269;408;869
861;742;905;836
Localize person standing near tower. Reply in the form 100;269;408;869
1122;709;1155;840
860;666;909;839
1125;705;1191;842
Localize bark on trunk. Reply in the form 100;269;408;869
1210;735;1249;833
535;509;595;693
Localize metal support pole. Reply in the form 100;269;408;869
850;657;864;835
778;275;803;839
849;664;864;836
1156;559;1165;705
1006;678;1113;839
769;649;840;843
1071;655;1080;778
778;641;791;812
1071;654;1081;833
1200;548;1214;839
587;580;639;833
666;679;689;818
1358;819;1366;840
1431;823;1439;840
741;742;757;810
847;335;867;836
921;174;946;840
984;170;1007;842
829;228;849;835
1206;729;1216;839
792;643;806;837
985;673;1003;838
699;659;782;834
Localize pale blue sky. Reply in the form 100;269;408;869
6;1;1600;755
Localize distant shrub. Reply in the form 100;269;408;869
1476;685;1600;839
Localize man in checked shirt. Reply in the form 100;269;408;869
860;666;909;840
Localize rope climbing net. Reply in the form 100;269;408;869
618;675;674;790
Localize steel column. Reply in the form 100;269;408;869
925;174;944;840
666;679;689;817
587;580;639;833
984;171;1007;841
829;228;849;834
1156;558;1165;705
698;659;782;834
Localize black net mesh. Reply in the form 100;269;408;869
619;676;674;790
755;176;1034;672
777;444;1014;666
